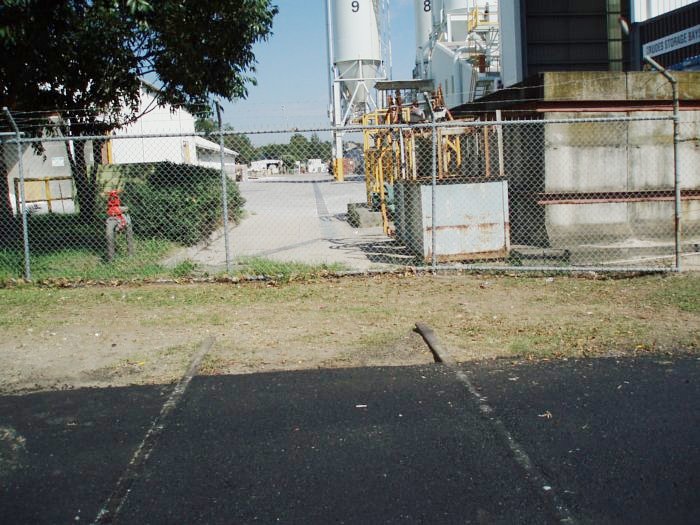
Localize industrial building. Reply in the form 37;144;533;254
324;0;700;266
452;1;700;256
2;83;238;216
498;0;631;87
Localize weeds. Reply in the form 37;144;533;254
647;274;700;312
0;273;697;393
172;259;198;278
235;257;347;282
0;239;175;281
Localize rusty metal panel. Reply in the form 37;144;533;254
396;180;510;261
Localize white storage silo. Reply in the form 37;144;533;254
415;0;500;106
330;0;383;115
431;0;444;27
415;0;434;77
327;0;387;181
433;0;467;28
443;0;467;14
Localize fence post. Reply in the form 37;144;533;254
423;92;438;271
496;109;505;178
3;107;32;281
643;56;681;272
215;100;232;273
671;84;681;272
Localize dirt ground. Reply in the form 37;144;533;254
0;272;698;394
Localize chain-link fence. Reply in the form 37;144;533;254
1;113;697;281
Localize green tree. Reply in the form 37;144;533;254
0;0;277;225
194;118;256;165
309;132;332;161
224;131;256;165
256;143;287;161
195;118;218;134
288;133;310;162
280;153;296;171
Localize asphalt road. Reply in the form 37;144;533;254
1;357;698;524
462;357;700;524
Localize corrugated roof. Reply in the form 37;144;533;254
194;135;237;156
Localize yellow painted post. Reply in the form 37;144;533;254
484;126;491;178
378;158;389;235
334;157;344;182
44;179;52;213
437;128;444;179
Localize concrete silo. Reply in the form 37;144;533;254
330;0;383;116
326;0;388;180
414;0;434;78
414;0;501;107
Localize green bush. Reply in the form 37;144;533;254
122;162;245;246
0;163;245;279
0;214;104;255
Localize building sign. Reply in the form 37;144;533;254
643;24;700;58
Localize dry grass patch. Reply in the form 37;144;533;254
0;273;697;392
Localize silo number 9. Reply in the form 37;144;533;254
351;0;359;12
424;0;431;11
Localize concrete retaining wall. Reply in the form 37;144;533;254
541;72;700;248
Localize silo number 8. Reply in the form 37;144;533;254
424;0;431;11
351;0;359;12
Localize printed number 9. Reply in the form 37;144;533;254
352;1;359;12
424;0;431;12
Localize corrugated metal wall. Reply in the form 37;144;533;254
521;0;631;76
634;2;700;69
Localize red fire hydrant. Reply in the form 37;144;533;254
105;189;133;261
107;190;128;230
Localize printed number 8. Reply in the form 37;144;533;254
352;1;359;12
424;0;431;12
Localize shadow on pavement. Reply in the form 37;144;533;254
462;356;700;524
248;174;364;184
118;365;552;524
0;385;170;524
0;366;552;524
328;236;420;265
2;358;698;524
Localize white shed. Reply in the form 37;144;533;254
108;83;198;165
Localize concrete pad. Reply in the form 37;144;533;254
164;174;403;271
347;202;384;228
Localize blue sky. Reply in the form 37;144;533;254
220;0;416;134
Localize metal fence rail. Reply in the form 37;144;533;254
1;113;697;281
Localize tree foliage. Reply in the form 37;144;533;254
259;133;332;165
1;0;277;129
0;0;277;221
225;133;257;166
195;118;257;165
194;117;218;135
123;162;245;246
194;119;332;168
